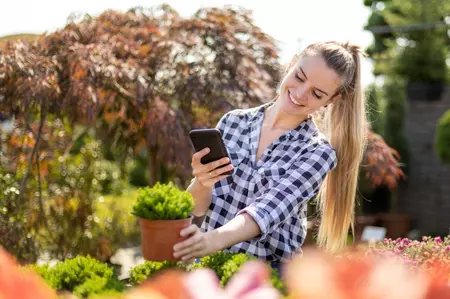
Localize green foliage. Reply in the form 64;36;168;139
94;160;127;196
220;253;256;286
193;251;286;294
128;156;149;187
131;182;194;220
365;83;384;134
27;256;125;298
364;0;449;83
190;251;236;278
435;109;450;164
129;260;187;285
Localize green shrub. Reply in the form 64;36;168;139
192;251;286;294
191;251;235;278
219;253;256;286
129;260;187;285
131;182;194;220
436;109;450;164
27;256;124;298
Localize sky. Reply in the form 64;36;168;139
0;0;375;86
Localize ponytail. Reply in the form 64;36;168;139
303;42;367;253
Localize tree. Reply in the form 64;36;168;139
364;0;449;85
0;5;281;187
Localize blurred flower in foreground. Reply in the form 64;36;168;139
0;247;57;299
285;248;450;299
126;261;280;299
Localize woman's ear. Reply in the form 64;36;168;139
329;94;341;105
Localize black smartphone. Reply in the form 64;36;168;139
189;128;233;175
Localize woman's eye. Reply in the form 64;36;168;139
295;74;304;82
313;92;322;99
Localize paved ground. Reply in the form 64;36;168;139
109;246;145;280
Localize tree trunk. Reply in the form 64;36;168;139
148;146;159;186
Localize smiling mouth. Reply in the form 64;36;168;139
288;91;305;107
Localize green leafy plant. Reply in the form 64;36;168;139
435;109;450;164
26;256;124;298
131;182;194;220
190;251;236;278
193;251;286;294
220;253;257;286
129;260;187;285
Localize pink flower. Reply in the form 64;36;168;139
184;261;281;299
434;237;442;243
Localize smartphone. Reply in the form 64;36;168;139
189;128;233;175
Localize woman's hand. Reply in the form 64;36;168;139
191;147;234;189
173;224;219;261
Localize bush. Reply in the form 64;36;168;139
129;260;187;285
27;256;125;298
190;251;236;278
193;251;286;295
435;109;450;164
131;182;194;220
219;253;256;286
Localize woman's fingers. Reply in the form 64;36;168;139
175;242;204;260
198;164;233;180
191;148;210;168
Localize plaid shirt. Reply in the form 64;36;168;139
200;101;337;262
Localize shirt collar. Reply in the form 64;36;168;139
248;99;319;142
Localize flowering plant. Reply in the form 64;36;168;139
365;236;450;281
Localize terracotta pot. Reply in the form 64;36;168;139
378;213;411;239
139;216;193;261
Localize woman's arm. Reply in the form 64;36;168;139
173;212;261;261
187;178;213;217
209;212;261;250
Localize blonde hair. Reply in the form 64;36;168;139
293;41;368;253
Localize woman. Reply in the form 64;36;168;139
173;41;367;269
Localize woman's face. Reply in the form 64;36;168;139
277;54;342;116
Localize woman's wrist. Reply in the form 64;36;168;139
188;178;213;216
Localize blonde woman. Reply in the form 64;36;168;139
174;41;367;271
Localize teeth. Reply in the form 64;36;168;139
289;92;302;106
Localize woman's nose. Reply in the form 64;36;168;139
293;85;308;99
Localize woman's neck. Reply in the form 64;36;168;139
264;101;309;131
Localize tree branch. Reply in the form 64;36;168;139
17;98;47;209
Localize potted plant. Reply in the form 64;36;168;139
131;182;194;261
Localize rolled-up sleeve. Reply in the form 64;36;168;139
237;145;337;244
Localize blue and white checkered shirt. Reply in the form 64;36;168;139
200;101;337;262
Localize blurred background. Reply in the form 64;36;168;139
0;0;449;275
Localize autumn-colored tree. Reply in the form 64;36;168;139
361;129;405;190
1;4;281;187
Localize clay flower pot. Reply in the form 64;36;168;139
139;215;193;262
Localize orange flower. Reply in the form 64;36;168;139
285;248;450;299
0;247;57;299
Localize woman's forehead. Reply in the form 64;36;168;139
295;55;342;92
